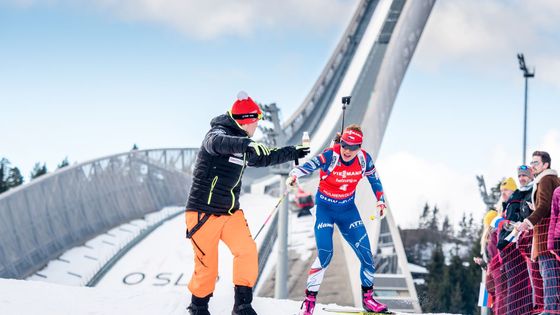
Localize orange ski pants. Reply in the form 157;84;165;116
185;210;257;298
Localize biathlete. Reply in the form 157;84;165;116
286;125;389;315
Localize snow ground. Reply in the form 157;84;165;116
0;279;454;314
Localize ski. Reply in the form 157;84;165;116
322;307;394;314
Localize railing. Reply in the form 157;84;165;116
282;0;380;145
0;148;198;279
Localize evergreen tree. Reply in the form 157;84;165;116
407;203;483;314
449;282;464;314
463;226;483;315
447;254;466;312
423;243;448;311
458;212;469;241
439;259;452;312
0;158;10;193
57;157;69;169
420;236;482;314
442;215;453;239
419;203;430;228
6;167;24;188
428;204;440;231
467;212;478;242
30;162;48;179
131;144;139;150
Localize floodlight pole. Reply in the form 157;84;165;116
517;53;535;165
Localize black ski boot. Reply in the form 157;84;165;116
232;285;257;315
187;294;212;315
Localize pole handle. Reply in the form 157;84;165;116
341;105;346;135
341;96;351;135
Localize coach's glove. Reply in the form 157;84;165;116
295;144;310;158
370;201;387;220
248;142;271;156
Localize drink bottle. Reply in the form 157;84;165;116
302;131;310;147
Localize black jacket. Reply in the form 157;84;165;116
497;185;533;250
186;113;298;215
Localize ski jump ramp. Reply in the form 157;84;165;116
273;0;435;312
0;0;434;313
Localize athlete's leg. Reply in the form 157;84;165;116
335;204;387;312
335;204;375;288
305;202;335;292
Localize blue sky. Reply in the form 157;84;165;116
1;0;351;172
2;0;560;227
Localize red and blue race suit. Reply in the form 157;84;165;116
289;144;385;292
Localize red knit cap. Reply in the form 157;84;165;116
340;129;363;146
230;91;262;125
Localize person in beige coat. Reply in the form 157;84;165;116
518;151;560;314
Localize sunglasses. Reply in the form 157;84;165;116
519;165;529;170
340;140;361;151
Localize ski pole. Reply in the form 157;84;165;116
253;189;289;241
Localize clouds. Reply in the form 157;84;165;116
378;128;560;229
1;0;357;40
415;0;560;88
377;151;483;229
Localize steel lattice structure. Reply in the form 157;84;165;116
0;148;198;279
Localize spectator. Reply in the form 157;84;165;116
548;187;560;256
497;177;516;215
518;150;560;314
497;166;534;314
476;209;506;315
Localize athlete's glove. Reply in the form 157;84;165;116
247;142;271;156
332;132;342;144
370;200;387;220
286;175;298;188
295;144;310;158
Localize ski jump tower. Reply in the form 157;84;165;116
280;0;435;312
0;1;436;312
